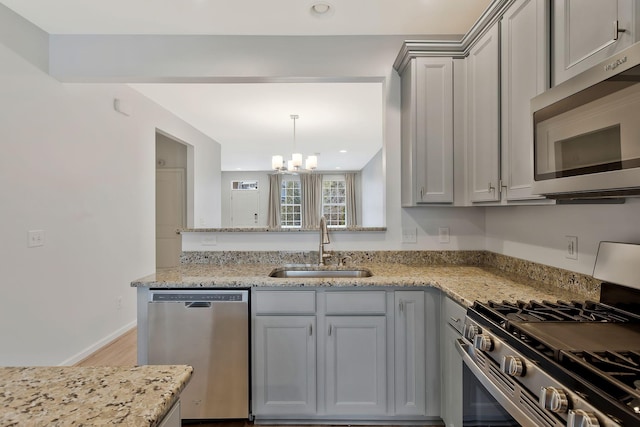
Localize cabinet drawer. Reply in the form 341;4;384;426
325;291;387;315
255;291;316;314
442;296;466;334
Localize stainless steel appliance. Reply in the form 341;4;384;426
147;289;249;420
458;241;640;427
531;41;640;199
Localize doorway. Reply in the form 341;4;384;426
156;133;188;268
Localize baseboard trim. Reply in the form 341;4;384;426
60;319;137;366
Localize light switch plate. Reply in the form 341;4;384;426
438;227;450;244
28;230;45;248
401;227;417;243
565;235;578;260
201;235;217;246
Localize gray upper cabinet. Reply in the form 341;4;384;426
466;24;501;203
500;0;549;201
401;57;454;205
553;0;638;85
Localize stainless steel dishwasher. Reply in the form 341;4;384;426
147;289;249;420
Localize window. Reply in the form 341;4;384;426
322;178;347;228
280;179;301;228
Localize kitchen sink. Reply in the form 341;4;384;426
268;266;373;278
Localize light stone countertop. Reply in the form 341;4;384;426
0;365;193;427
131;262;596;307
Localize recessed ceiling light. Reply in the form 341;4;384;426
310;2;334;18
339;149;347;153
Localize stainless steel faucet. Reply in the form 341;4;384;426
319;215;332;265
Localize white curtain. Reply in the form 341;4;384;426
267;173;282;228
301;173;323;229
345;172;358;227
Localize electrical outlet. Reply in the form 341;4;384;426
202;235;217;246
27;230;45;248
116;296;123;310
438;227;450;244
565;236;578;260
401;228;417;243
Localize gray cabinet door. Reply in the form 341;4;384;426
394;291;426;415
501;0;549;202
440;296;466;427
401;57;454;205
467;24;501;203
325;316;387;415
553;0;634;85
254;316;316;416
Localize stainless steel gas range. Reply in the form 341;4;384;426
458;241;640;427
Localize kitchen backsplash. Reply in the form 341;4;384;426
181;250;601;298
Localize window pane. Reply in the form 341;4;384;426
322;179;347;228
281;179;302;228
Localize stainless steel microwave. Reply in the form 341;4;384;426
531;41;640;199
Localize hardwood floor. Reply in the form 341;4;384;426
75;328;440;427
74;327;137;366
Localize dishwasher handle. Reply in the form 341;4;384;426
185;301;212;308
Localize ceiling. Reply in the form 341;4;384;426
133;82;384;171
1;0;492;172
0;0;492;36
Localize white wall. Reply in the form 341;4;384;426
485;199;640;275
361;149;384;226
0;32;221;364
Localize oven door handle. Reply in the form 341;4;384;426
454;338;541;427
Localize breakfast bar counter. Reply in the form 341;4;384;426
0;365;192;426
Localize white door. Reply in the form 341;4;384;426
156;168;185;268
230;189;259;227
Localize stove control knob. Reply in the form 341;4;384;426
567;409;600;427
474;334;494;352
540;387;569;413
501;355;525;377
465;325;481;340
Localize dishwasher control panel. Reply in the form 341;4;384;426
150;290;248;302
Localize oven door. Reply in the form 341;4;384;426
462;364;519;426
456;338;534;427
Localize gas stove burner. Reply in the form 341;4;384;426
479;299;640;324
560;350;640;414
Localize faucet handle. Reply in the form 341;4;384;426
339;255;352;267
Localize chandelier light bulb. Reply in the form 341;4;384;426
272;155;283;170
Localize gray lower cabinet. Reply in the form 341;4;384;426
252;288;439;422
158;401;181;427
325;316;387;415
253;315;317;416
394;291;426;415
440;295;466;427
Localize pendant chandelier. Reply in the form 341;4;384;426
272;114;318;172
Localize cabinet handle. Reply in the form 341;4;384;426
488;182;495;193
420;187;425;200
399;300;404;313
328;324;332;336
614;20;626;41
450;317;461;323
309;324;313;336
